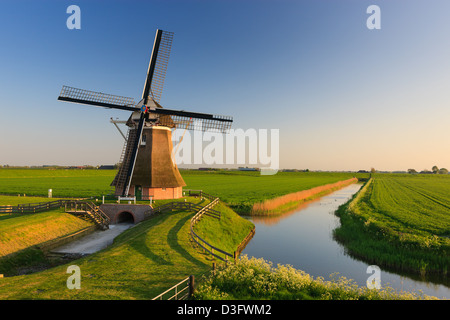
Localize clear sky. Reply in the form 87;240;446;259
0;0;449;172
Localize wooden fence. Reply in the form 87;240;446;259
0;200;65;214
151;200;220;218
0;199;110;229
152;275;195;300
153;192;256;300
189;198;237;262
146;196;232;264
184;189;217;201
64;200;111;230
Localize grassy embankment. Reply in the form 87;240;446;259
0;206;93;276
333;174;450;279
250;177;357;215
0;196;254;299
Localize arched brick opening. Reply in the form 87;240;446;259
115;211;135;224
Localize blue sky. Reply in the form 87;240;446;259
0;0;449;171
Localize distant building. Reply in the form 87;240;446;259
98;165;115;170
238;167;259;171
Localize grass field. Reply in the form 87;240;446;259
0;168;115;198
0;168;365;213
0;195;63;206
0;168;447;299
334;174;450;278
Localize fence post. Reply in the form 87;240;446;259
189;275;195;298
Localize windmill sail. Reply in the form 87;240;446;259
58;28;234;200
150;30;174;103
157;111;233;133
122;113;146;196
122;30;174;197
142;30;174;105
111;129;138;195
58;86;137;111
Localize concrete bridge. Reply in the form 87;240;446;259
99;203;153;224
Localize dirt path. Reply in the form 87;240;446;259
51;223;133;255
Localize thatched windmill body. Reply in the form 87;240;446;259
58;29;233;200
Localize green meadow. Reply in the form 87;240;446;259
0;168;447;299
334;174;450;278
0;168;115;198
0;168;365;212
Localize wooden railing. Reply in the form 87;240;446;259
150;194;249;264
150;200;221;218
0;199;110;230
153;192;256;300
152;275;195;300
64;200;110;230
189;198;239;263
183;189;217;201
0;200;65;214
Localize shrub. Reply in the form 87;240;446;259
193;255;439;300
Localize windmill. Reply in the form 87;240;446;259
58;29;233;200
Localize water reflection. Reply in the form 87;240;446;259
250;198;322;226
242;183;450;299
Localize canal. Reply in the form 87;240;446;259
242;183;450;299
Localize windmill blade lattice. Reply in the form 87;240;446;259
150;30;174;103
158;113;233;133
57;28;234;199
58;86;138;111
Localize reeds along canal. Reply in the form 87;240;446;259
241;183;450;299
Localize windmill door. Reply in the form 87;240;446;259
135;185;142;201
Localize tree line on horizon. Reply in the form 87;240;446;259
407;166;448;175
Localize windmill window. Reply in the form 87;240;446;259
141;134;146;146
